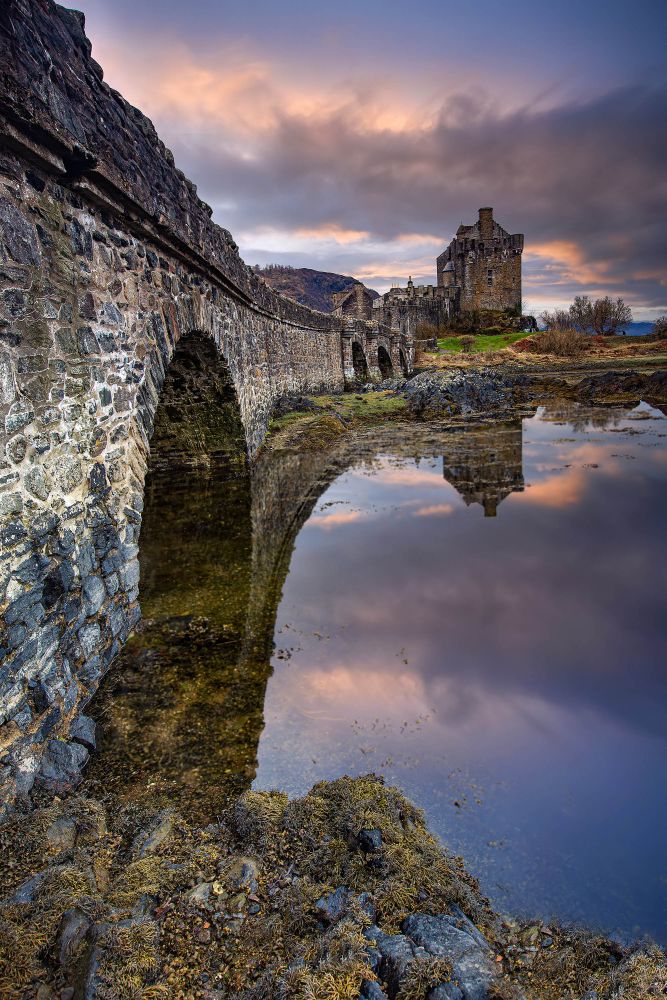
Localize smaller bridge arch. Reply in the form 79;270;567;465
351;341;369;382
378;344;394;379
399;347;410;377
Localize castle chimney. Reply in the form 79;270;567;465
478;207;493;240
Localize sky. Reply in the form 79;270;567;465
73;0;667;319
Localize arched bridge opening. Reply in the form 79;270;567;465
352;341;369;382
148;331;247;474
378;344;394;379
399;348;410;377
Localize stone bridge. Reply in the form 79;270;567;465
0;0;413;812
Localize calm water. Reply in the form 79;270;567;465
90;399;667;943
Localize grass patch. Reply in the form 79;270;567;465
267;392;408;452
437;332;530;353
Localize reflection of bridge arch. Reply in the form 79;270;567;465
86;416;531;815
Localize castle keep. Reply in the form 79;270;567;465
373;208;524;337
437;207;524;313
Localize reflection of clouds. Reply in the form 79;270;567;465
414;503;456;517
309;509;368;529
519;468;586;507
276;420;667;741
350;465;445;489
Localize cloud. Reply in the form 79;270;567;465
81;16;667;313
413;503;456;517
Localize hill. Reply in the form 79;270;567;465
254;265;379;313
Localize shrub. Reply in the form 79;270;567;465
529;327;585;357
459;335;476;353
650;316;667;340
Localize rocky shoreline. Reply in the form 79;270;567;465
0;775;664;999
2;363;666;999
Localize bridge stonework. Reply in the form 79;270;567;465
0;0;412;812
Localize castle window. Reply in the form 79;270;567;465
487;268;493;286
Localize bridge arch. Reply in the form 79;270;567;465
399;348;410;377
352;341;369;382
146;331;247;473
378;344;394;379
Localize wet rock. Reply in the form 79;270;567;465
360;981;389;1000
132;809;175;857
315;885;351;925
365;925;417;996
404;370;515;419
402;911;502;1000
357;827;383;853
56;907;92;966
45;815;77;852
225;856;259;893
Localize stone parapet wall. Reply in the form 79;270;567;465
0;1;339;332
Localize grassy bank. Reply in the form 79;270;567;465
437;332;530;353
266;391;408;452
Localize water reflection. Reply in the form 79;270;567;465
87;399;667;942
255;401;667;942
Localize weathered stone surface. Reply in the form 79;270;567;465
37;739;89;792
402;911;500;1000
70;713;96;752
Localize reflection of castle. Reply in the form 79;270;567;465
442;420;524;517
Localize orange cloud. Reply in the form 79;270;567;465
309;509;367;530
413;503;456;517
526;241;616;286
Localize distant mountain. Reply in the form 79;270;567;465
254;265;379;314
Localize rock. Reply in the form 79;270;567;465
364;925;417;996
189;882;214;907
70;714;96;752
404;370;515;419
225;856;259;893
357;891;377;922
360;981;389;999
45;815;77;852
429;985;464;1000
0;196;41;265
132;809;175;857
357;828;383;853
82;575;106;615
56;907;91;966
37;739;88;793
402;912;501;1000
315;885;351;925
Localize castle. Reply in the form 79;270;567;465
355;208;524;335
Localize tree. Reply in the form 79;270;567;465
590;296;632;335
568;295;594;334
541;308;571;330
651;316;667;340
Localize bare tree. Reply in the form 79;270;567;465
651;316;667;340
590;296;632;335
541;308;571;330
569;295;594;334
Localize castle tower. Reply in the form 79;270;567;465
436;208;524;313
